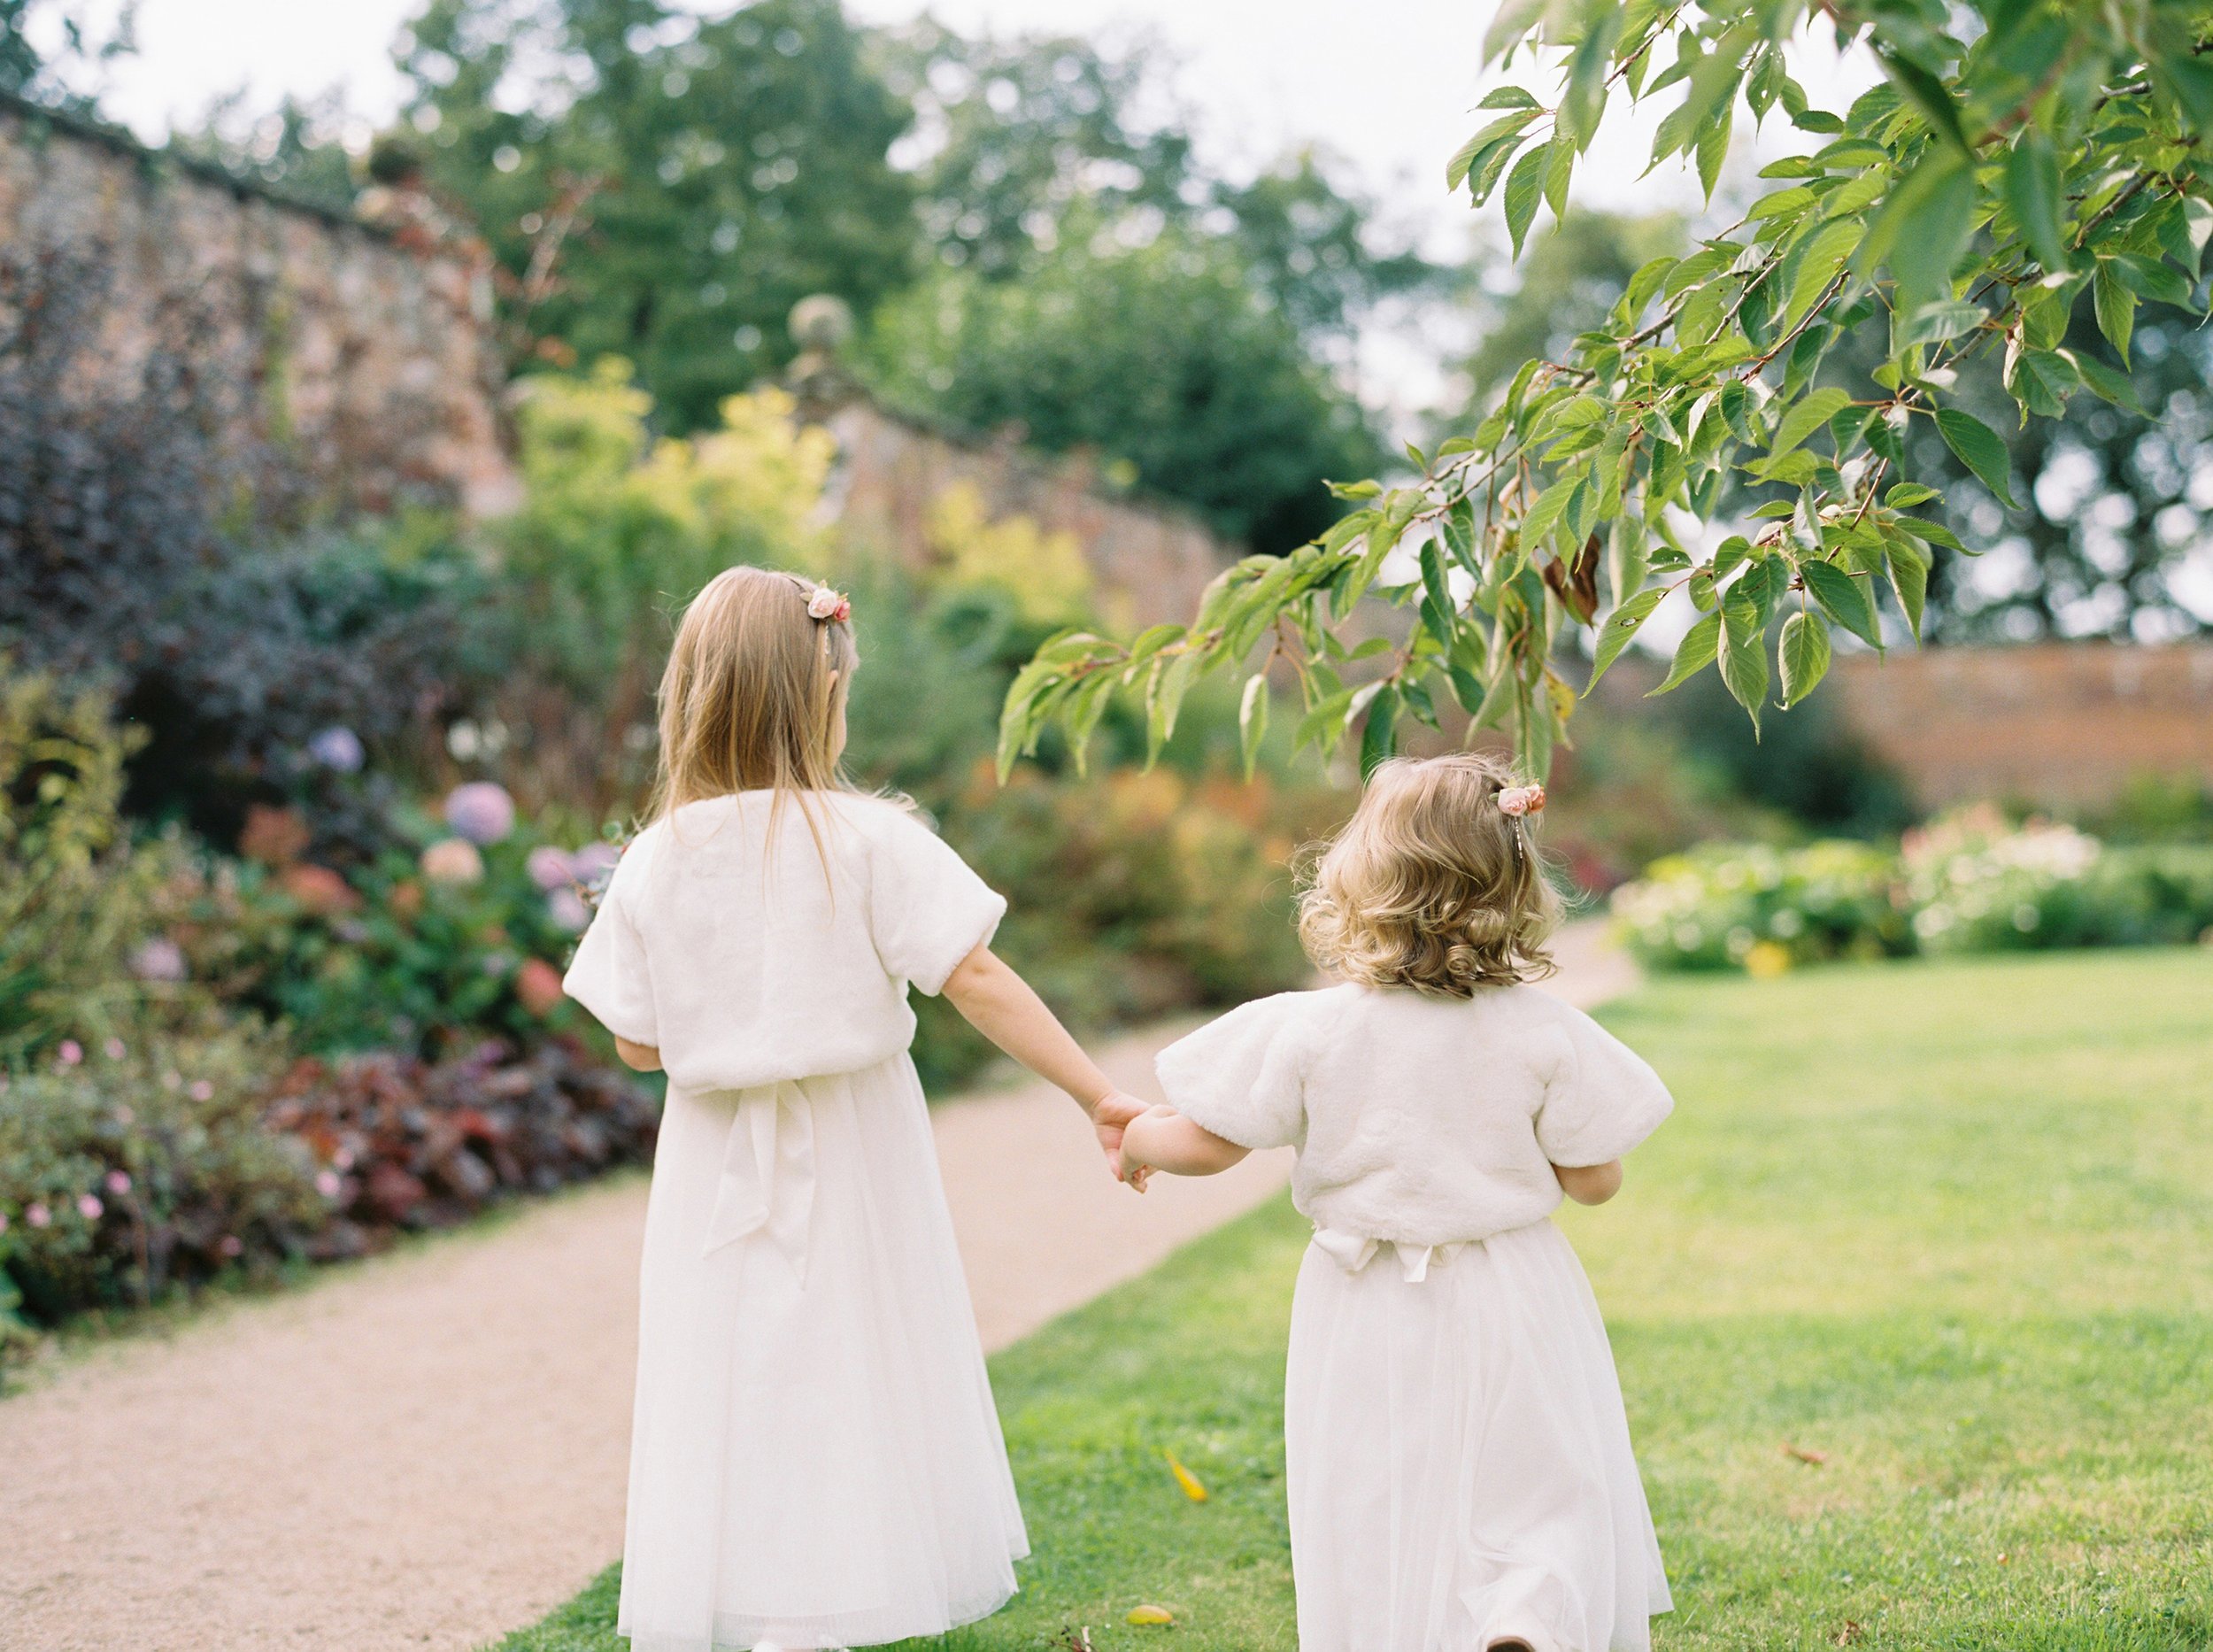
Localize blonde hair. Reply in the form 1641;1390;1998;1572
649;566;859;844
1297;753;1561;996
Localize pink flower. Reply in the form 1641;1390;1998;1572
130;938;188;983
525;845;575;891
315;1170;343;1199
189;1079;214;1103
217;1235;243;1258
26;1203;50;1229
104;1170;131;1195
1497;784;1546;819
77;1194;103;1221
443;781;517;845
57;1039;82;1067
420;838;486;885
547;887;590;932
570;842;621;880
806;585;851;622
104;1037;127;1061
0;1211;10;1235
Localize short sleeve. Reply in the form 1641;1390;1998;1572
562;853;659;1046
1153;992;1312;1152
867;807;1007;995
1534;1006;1674;1166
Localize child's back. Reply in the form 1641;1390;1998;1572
1124;755;1675;1652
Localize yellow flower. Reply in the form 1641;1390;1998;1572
1744;940;1793;979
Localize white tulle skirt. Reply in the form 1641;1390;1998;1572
1284;1219;1670;1652
618;1054;1027;1652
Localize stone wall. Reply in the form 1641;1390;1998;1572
815;396;1236;630
1830;640;2213;808
0;94;515;516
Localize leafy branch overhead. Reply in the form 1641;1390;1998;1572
1000;0;2213;780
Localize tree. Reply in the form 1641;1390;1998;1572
397;0;919;432
1000;0;2213;782
1457;211;2212;641
0;0;134;111
862;216;1387;552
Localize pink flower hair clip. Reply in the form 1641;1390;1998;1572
806;586;851;623
1497;783;1546;819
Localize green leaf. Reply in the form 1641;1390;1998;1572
2111;252;2193;307
1520;470;1580;551
1884;531;1929;641
1474;85;1543;112
1860;151;1975;313
1503;143;1547;257
1717;597;1770;732
1447;108;1542;189
1872;42;1969;155
1481;0;1546;63
1359;684;1399;777
2093;262;2136;365
1801;559;1883;649
2005;347;2078;420
1588;587;1663;691
1784;219;1859;328
1238;672;1269;779
2063;348;2145;414
1777;609;1831;706
1884;482;1939;508
1770;386;1854;459
1934;408;2017;507
2003;129;2068;272
1542;125;1576;220
1898;299;1986;348
1647;610;1721;697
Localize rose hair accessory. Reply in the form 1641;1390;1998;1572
806;586;851;623
1497;783;1546;818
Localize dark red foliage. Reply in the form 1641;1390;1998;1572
265;1038;659;1260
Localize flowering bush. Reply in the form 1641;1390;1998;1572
0;1032;654;1329
1615;805;2213;975
909;763;1325;1092
1610;839;1908;974
176;784;611;1058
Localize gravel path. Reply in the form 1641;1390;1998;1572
1;924;1632;1652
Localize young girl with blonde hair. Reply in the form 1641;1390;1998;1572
1120;753;1675;1652
564;566;1146;1652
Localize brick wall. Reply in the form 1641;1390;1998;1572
0;95;515;516
1830;641;2213;808
816;397;1236;631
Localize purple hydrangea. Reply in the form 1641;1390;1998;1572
129;938;187;983
443;782;517;846
526;845;575;892
308;726;366;774
571;842;621;880
548;887;590;932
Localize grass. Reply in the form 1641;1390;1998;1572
493;947;2213;1652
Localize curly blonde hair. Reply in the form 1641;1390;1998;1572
1297;753;1561;996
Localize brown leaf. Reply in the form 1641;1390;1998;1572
1784;1441;1830;1465
1833;1621;1864;1646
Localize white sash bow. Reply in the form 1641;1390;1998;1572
702;1081;816;1280
1312;1226;1464;1283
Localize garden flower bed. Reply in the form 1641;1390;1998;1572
1611;804;2213;974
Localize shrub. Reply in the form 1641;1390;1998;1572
262;1037;659;1261
0;1023;313;1321
1614;804;2213;975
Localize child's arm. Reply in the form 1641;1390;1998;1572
1121;1104;1249;1181
1554;1159;1623;1205
942;942;1149;1183
614;1037;662;1072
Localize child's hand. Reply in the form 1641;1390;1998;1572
1090;1090;1153;1191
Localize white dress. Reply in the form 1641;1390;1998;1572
1155;984;1675;1652
564;791;1028;1652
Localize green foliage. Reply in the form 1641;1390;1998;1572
1004;2;2213;777
862;214;1389;552
399;0;919;431
1614;804;2213;972
0;0;132;111
495;363;835;691
501;948;2213;1651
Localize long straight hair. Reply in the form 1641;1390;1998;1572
648;566;859;865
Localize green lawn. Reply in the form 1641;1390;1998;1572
495;948;2213;1652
